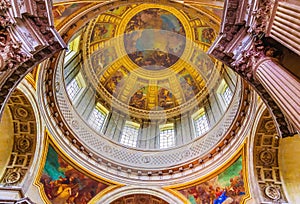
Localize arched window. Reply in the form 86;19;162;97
66;72;85;101
159;123;175;149
120;121;140;147
217;79;233;108
192;108;209;137
88;103;109;132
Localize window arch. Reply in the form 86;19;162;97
66;72;86;101
159;123;175;149
217;79;233;109
120;121;140;147
88;103;109;132
192;108;210;137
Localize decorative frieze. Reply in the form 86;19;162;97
0;89;36;186
253;109;288;203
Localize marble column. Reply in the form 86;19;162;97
253;57;300;131
269;2;300;56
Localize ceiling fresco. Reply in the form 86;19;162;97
42;0;246;182
52;3;91;26
180;156;245;204
166;146;250;204
111;194;169;204
82;3;220;114
36;140;122;204
124;8;186;69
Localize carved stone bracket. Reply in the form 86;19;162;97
0;0;27;72
251;0;274;36
0;0;66;117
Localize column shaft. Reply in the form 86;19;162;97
254;58;300;131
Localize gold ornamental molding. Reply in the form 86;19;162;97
164;140;252;204
34;130;124;204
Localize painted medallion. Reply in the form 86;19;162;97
124;8;186;70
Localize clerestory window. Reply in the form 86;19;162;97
159;123;175;149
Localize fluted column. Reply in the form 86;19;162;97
254;57;300;131
269;2;300;56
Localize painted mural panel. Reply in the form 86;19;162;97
40;145;108;204
129;86;148;110
91;23;116;42
158;87;177;109
105;67;128;96
124;8;186;70
195;27;216;44
178;69;199;101
53;3;90;26
107;5;132;16
111;194;168;204
179;156;245;204
190;50;213;79
91;46;118;72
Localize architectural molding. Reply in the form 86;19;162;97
252;108;288;203
96;186;182;204
35;0;257;184
15;197;35;204
0;0;65;117
0;186;25;204
208;0;296;137
40;51;254;181
0;89;37;187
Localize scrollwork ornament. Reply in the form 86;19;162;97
215;128;224;138
181;150;191;159
141;155;151;163
5;171;21;184
55;81;60;92
16;106;29;118
252;0;273;36
259;149;274;165
16;137;32;152
265;120;275;131
103;145;112;154
71;120;79;130
264;186;281;201
0;0;11;11
231;40;264;82
0;31;27;71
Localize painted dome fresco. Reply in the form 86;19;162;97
80;4;221;116
50;1;241;171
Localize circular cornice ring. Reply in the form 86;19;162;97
39;51;254;184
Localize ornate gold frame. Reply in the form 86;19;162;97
163;139;251;204
34;129;124;204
